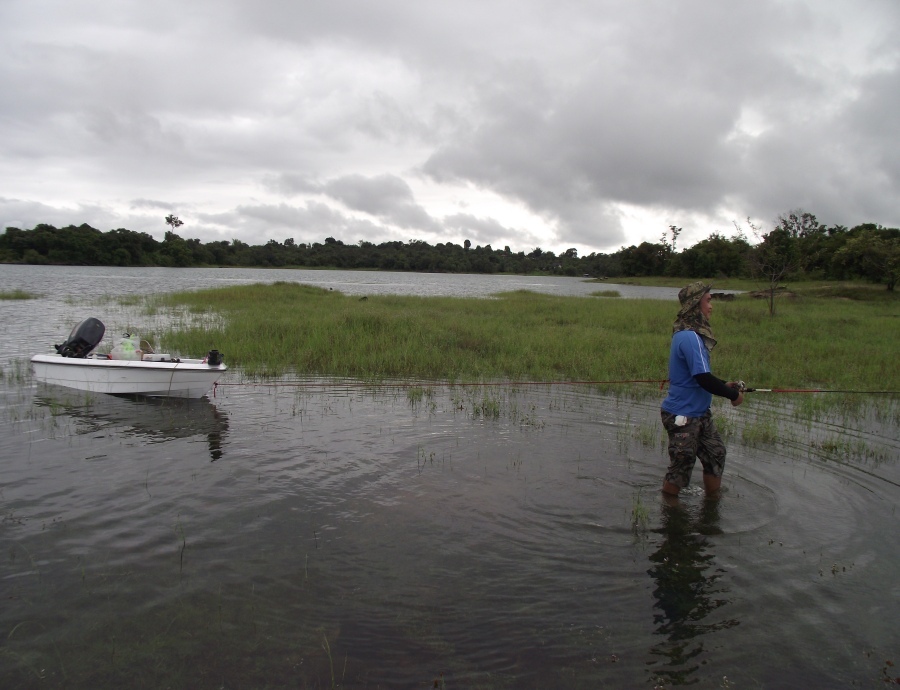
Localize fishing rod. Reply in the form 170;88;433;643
736;381;899;395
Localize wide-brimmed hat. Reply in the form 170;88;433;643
677;281;711;312
673;281;716;349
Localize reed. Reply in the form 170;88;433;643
407;386;425;406
13;358;30;383
631;489;650;533
0;289;40;300
151;281;899;395
741;415;781;447
153;283;671;380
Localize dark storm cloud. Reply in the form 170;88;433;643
421;1;900;241
1;0;898;253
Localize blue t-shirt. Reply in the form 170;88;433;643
661;330;713;417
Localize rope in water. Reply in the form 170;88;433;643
212;380;899;395
214;378;671;392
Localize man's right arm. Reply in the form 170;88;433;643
694;372;740;401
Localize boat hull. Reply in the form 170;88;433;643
31;354;227;398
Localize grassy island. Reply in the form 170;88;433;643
150;281;899;397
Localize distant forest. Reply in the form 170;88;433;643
1;211;898;290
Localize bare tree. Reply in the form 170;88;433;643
668;225;682;253
741;217;801;316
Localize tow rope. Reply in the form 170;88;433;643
212;380;898;396
214;378;670;393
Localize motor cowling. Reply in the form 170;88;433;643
55;317;105;358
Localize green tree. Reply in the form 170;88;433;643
834;228;900;290
165;214;184;232
678;232;750;279
619;242;668;276
161;230;193;267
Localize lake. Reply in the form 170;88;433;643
1;265;897;688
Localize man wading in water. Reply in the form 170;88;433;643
660;282;743;497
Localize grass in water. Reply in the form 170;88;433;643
0;289;39;300
1;359;30;384
406;386;425;405
631;490;650;533
151;281;899;399
741;415;781;447
632;421;661;447
153;283;674;380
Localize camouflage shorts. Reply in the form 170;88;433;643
660;410;726;489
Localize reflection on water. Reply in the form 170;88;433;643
1;374;897;688
33;387;229;461
647;498;739;686
1;264;898;688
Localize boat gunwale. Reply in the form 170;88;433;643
30;353;227;372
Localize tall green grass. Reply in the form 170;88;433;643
152;281;899;393
711;294;898;392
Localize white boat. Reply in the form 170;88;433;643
31;317;227;399
32;354;227;398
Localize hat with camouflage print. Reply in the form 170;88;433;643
677;281;711;312
673;281;717;350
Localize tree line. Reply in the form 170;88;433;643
1;211;897;290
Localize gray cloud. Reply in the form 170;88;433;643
443;213;526;249
130;199;179;211
1;0;898;255
323;174;415;215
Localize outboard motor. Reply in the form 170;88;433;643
55;317;105;358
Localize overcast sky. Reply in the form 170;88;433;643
1;0;898;255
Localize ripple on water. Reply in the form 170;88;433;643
0;376;897;688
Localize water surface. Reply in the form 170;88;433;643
0;265;897;688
